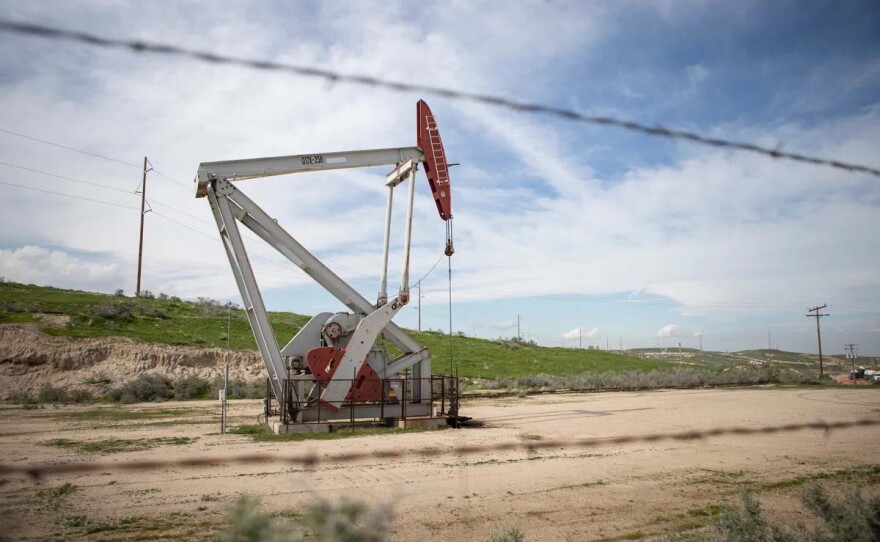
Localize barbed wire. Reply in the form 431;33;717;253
2;418;875;481
1;19;878;178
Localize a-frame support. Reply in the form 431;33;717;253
205;176;431;405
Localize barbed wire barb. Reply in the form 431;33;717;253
0;19;878;177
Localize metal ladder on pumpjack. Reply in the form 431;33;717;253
425;115;449;188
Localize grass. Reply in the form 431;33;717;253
761;465;880;490
46;407;203;421
1;281;667;379
0;311;38;324
3;281;860;382
687;505;724;518
0;281;309;349
42;436;197;454
229;423;425;442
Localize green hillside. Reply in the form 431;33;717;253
0;281;662;378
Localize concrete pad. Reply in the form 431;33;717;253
270;420;332;434
396;416;448;430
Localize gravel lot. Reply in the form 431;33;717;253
1;386;878;540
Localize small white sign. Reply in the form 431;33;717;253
218;389;226;402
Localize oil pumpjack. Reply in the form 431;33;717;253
195;100;458;430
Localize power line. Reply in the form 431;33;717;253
0;160;135;193
0;159;366;277
0;179;139;210
1;418;875;480
146;158;191;192
0;126;141;168
0;127;192;194
1;19;878;178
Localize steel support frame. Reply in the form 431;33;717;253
207;177;431;403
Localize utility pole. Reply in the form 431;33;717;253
417;282;421;331
221;302;231;434
767;329;771;350
699;334;703;352
678;342;683;362
619;336;623;352
579;327;582;349
606;335;609;351
845;343;858;379
517;314;521;341
806;305;829;378
136;156;148;297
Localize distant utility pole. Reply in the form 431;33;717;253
606;335;609;351
806;305;829;377
579;327;582;349
135;156;148;297
417;282;422;331
767;329;771;350
619;336;623;352
699;334;703;352
845;343;859;378
678;342;683;362
517;314;521;341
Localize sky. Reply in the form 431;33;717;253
0;1;878;355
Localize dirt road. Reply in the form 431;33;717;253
1;387;878;540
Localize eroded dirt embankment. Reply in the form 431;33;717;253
0;322;264;395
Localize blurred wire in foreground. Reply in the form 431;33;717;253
1;19;878;178
2;418;875;481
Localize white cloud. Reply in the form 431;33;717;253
684;64;710;96
562;326;599;340
0;245;123;292
657;324;681;338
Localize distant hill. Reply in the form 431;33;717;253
0;281;666;379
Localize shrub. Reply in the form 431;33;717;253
216;496;393;542
144;307;169;319
304;497;393;542
480;367;781;393
711;485;880;542
713;491;779;541
7;389;36;405
174;375;211;400
140;290;155;299
220;378;265;399
198;297;223;317
114;288;124;296
84;372;113;386
69;388;95;403
91;302;133;322
0;302;24;313
107;374;174;403
801;484;880;542
491;526;526;542
37;384;70;404
215;496;285;542
158;292;169;300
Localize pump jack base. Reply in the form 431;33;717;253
269;416;451;434
270;420;332;435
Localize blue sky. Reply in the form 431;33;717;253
0;1;878;354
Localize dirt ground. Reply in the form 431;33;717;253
1;387;878;541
